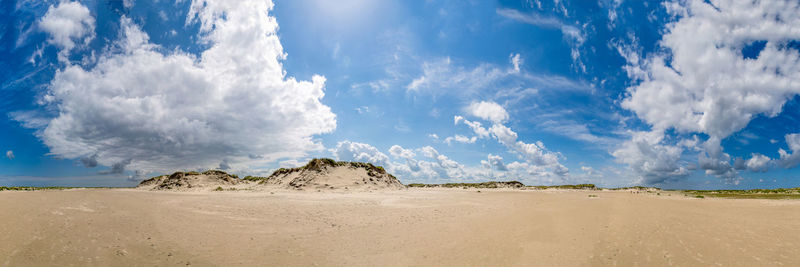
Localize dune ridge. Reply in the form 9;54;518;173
137;158;405;191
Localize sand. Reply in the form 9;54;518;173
1;189;799;266
137;160;405;192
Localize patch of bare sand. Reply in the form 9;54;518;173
1;189;799;266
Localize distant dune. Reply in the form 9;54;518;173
137;158;405;191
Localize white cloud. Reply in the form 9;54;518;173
337;141;568;185
278;159;303;169
17;0;337;175
580;166;597;176
606;0;623;29
454;116;490;138
779;133;800;169
388;145;415;159
510;53;522;73
383;145;470;182
616;0;800;181
622;0;800;138
355;106;370;114
697;137;736;179
466;101;508;123
39;1;95;62
611;131;688;184
331;141;389;166
159;10;169;22
443;135;477;145
483;154;507;171
745;153;771;172
5;150;14;160
455;103;568;177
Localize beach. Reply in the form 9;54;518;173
1;189;799;266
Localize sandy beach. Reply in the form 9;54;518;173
1;189;799;266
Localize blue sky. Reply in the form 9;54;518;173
2;0;800;189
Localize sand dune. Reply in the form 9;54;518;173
264;159;405;191
1;189;799;266
137;159;405;192
137;170;245;191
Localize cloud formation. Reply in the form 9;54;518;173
17;0;336;175
615;0;800;182
39;1;95;62
466;101;508;123
455;102;568;177
778;133;800;169
331;141;390;166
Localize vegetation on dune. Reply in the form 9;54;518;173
682;188;800;199
139;159;398;188
528;184;597;190
267;158;392;178
407;181;525;188
407;182;603;190
1;186;74;191
609;186;661;191
0;186;123;191
202;170;229;176
242;176;270;184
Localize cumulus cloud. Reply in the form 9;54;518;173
17;0;336;175
331;141;389;166
611;131;688;184
5;150;14;160
39;1;95;62
622;0;800;137
444;135;477;145
482;154;507;171
697;137;736;179
466;101;508;123
340;140;567;185
388;145;415;159
580;166;598;176
455;104;568;177
745;153;771;172
778;133;800;169
616;0;800;181
454;116;490;138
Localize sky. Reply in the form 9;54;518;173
2;0;800;189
